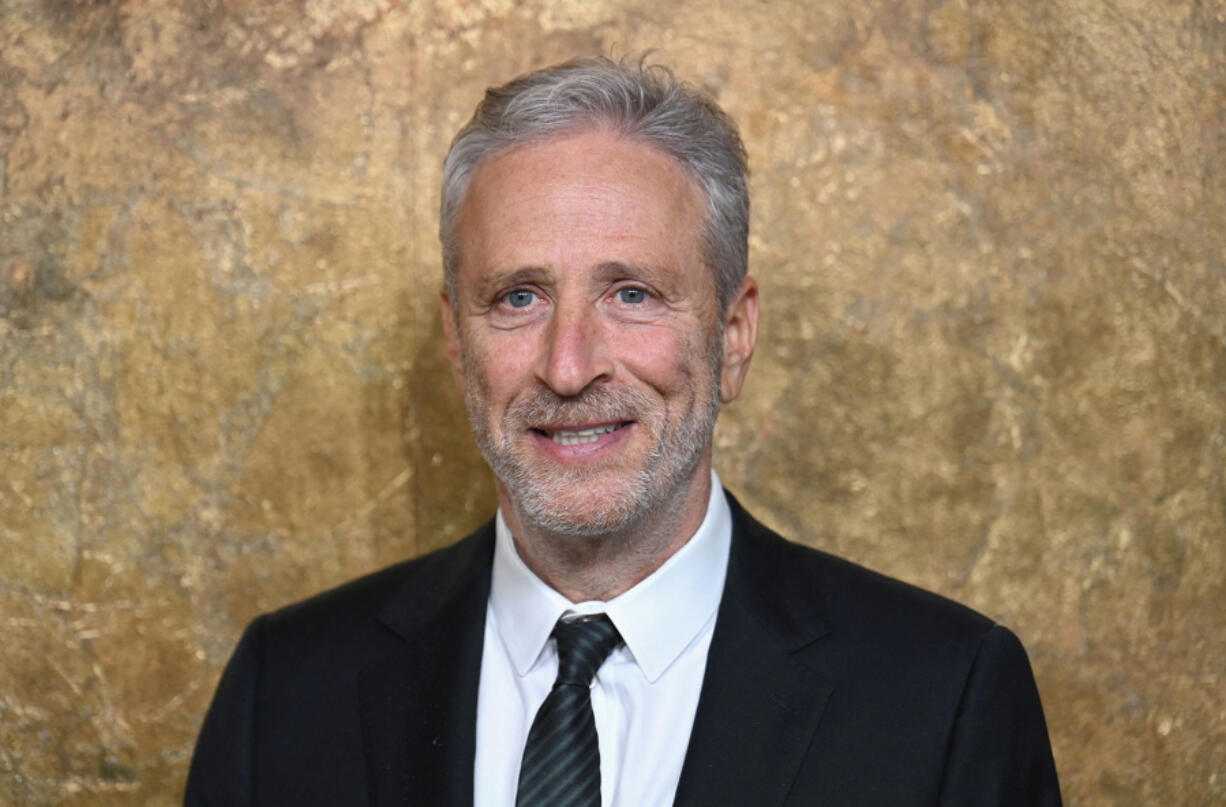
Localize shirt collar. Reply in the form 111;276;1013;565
489;470;732;684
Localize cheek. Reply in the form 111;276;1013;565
615;327;706;393
463;330;538;402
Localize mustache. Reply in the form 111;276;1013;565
505;385;656;428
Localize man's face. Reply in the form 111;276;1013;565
443;130;755;537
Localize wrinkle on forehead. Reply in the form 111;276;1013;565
454;130;707;283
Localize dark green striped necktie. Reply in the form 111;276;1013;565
516;614;623;807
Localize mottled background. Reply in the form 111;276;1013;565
1;0;1223;804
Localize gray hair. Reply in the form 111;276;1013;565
439;54;750;311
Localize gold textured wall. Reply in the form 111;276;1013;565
2;1;1223;804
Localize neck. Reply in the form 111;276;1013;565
500;467;713;602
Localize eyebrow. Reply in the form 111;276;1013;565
591;260;667;284
470;265;553;299
467;260;676;302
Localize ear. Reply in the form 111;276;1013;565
719;275;759;404
440;288;467;395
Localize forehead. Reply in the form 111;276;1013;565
454;130;708;285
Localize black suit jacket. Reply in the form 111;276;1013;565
185;494;1062;806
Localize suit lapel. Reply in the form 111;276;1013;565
351;498;833;806
673;496;834;807
358;523;495;807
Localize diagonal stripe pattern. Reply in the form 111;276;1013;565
516;614;623;807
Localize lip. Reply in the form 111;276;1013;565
529;421;635;461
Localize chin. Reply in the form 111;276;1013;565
505;472;654;538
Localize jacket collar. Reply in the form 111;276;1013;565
673;492;834;807
359;523;495;807
355;491;835;807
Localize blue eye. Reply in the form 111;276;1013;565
617;287;647;304
505;290;536;308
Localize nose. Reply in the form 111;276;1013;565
539;301;613;397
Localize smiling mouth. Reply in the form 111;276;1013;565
540;423;627;446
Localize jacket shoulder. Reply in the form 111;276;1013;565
727;493;997;655
723;495;1061;806
253;521;494;668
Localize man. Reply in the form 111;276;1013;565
185;55;1062;806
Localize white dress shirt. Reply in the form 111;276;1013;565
473;471;732;807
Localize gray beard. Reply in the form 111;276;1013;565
465;368;722;539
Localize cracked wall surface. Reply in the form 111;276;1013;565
1;1;1224;804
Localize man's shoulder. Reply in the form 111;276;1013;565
728;494;998;651
719;496;1061;804
251;521;495;659
799;534;994;638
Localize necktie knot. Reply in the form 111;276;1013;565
551;614;622;688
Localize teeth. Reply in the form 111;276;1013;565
549;424;618;446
